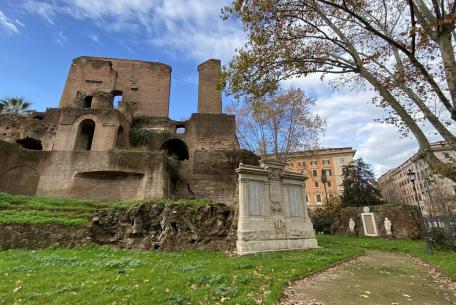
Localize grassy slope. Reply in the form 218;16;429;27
0;193;215;225
1;236;455;305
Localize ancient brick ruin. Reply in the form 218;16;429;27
0;56;256;204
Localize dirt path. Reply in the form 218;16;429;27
280;251;456;305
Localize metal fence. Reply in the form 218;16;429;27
424;216;456;237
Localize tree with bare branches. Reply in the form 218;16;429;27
226;87;325;161
223;0;456;181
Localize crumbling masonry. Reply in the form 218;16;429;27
0;56;256;204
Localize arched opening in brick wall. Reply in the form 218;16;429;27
116;125;126;148
161;139;189;160
161;139;189;199
74;119;96;151
16;137;43;150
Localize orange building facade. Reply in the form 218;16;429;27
285;147;356;209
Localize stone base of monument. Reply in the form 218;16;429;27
235;160;318;255
237;237;318;255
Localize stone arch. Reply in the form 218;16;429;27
161;139;189;160
0;166;40;195
161;139;189;199
74;119;96;151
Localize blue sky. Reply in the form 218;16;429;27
0;0;431;175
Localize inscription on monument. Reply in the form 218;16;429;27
247;180;264;216
287;185;304;217
363;215;375;235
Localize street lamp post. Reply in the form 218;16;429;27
321;171;330;216
407;170;433;255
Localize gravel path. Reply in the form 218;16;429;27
280;251;456;305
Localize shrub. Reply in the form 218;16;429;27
129;128;154;146
312;216;333;234
429;227;456;251
310;207;334;234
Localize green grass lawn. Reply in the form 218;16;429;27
0;235;454;305
0;193;216;225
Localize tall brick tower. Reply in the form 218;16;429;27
197;59;222;114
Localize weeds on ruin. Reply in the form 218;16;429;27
129;128;169;146
108;148;162;168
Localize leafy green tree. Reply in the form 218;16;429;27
341;158;384;207
0;97;33;115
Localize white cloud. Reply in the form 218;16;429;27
55;30;67;46
0;10;20;33
21;0;243;62
287;79;421;176
88;33;100;43
23;0;56;24
356;124;417;175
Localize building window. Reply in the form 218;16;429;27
311;160;317;166
327;181;332;187
312;169;318;177
305;194;309;202
314;181;319;188
328;193;334;199
83;96;92;108
322;159;330;165
322;169;332;176
340;158;345;163
316;194;322;202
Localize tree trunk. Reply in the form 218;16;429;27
361;67;456;183
437;32;456;113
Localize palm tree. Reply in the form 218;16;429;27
0;97;33;115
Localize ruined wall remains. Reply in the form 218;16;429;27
92;202;237;251
198;59;222;114
0;110;60;151
59;57;171;117
0;224;91;249
0;141;167;201
37;150;167;201
331;205;423;239
53;108;131;151
0;141;43;195
0;202;237;252
0;55;246;204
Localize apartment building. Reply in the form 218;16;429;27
377;141;456;215
285;147;356;209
